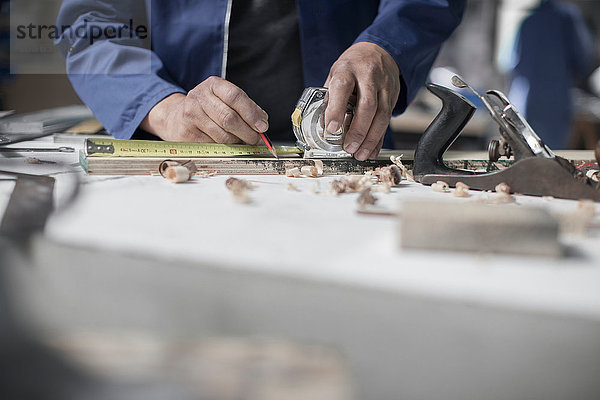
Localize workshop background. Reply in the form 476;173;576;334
1;0;600;150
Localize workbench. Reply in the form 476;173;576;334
2;136;600;400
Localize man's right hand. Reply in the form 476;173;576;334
141;76;268;144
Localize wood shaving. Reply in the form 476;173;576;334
225;177;254;204
24;157;55;164
585;170;599;182
495;182;511;194
373;183;392;193
301;165;319;178
390;155;415;182
453;182;470;198
542;196;555;202
431;181;450;193
285;167;302;178
374;165;402;187
331;179;347;194
357;188;378;207
196;171;216;178
164;166;193;183
313;160;324;176
477;192;516;204
159;160;197;183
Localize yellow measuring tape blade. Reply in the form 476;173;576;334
85;138;303;158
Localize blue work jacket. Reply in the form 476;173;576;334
56;0;465;140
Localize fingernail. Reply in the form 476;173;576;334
345;141;360;154
255;120;268;132
327;121;340;134
356;149;370;161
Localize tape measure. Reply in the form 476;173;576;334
85;138;303;158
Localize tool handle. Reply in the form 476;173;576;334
413;83;476;181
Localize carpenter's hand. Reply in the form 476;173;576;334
141;76;268;144
325;42;401;160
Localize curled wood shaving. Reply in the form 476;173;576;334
164;166;193;183
431;181;450;193
495;182;511;194
357;187;378;207
225;177;254;204
586;169;599;182
374;165;402;187
453;182;470;198
159;160;198;183
301;165;319;178
313;160;324;176
390;155;415;182
286;167;302;177
331;179;347;194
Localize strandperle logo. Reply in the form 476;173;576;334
15;19;148;46
10;0;152;75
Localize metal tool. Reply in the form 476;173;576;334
0;146;74;153
413;77;600;201
0;171;55;242
291;87;355;159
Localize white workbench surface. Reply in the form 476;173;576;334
3;137;600;400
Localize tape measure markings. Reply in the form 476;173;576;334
85;138;303;158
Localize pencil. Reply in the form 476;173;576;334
258;132;278;159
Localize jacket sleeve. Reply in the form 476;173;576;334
55;1;185;139
354;0;466;114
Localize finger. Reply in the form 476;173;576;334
202;96;262;145
368;136;385;160
342;81;378;156
324;71;355;139
354;91;391;161
198;115;243;144
209;77;268;136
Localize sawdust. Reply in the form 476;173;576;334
286;183;300;192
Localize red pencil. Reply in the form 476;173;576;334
258;132;278;159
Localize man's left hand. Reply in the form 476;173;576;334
324;42;401;160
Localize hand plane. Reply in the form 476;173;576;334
413;76;600;202
291;87;355;159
